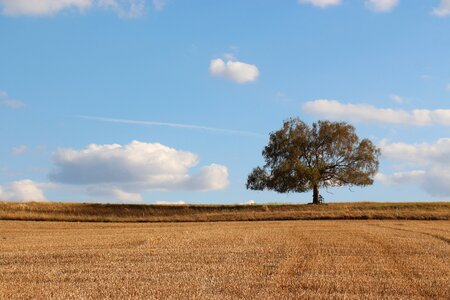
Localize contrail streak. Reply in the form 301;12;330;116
76;115;265;137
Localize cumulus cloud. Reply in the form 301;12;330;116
303;99;450;126
50;141;198;185
419;168;450;197
380;138;450;164
86;185;143;201
432;0;450;17
184;164;229;192
49;141;229;201
365;0;399;12
0;91;25;109
377;169;450;198
376;170;426;185
298;0;341;8
210;58;259;84
0;179;47;202
378;138;450;197
0;0;145;18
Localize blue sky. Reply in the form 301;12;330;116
1;0;450;204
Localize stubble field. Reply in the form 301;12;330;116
0;220;449;299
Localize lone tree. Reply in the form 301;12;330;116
246;118;380;204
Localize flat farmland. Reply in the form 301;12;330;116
0;220;449;299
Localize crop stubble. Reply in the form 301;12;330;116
0;220;449;299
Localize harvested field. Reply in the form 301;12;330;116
0;202;449;222
0;220;449;299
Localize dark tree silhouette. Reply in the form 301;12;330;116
246;118;380;204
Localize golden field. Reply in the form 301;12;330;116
0;220;449;299
0;201;449;222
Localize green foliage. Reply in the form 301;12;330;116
247;118;380;203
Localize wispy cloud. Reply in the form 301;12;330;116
298;0;341;8
0;0;145;18
432;0;450;17
0;91;25;109
389;94;408;104
76;115;265;137
365;0;399;13
99;0;145;19
152;0;166;11
11;145;28;156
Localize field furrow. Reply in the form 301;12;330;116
0;220;449;299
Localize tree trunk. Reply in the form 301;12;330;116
312;184;320;204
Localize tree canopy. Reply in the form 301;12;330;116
246;118;380;204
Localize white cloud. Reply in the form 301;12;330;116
446;83;450;91
303;99;450;126
11;146;28;156
185;164;229;192
239;200;256;205
155;200;185;205
210;58;259;84
298;0;341;8
419;168;450;197
0;0;145;18
0;91;25;109
378;138;450;197
86;185;143;201
377;169;450;198
0;179;47;202
0;0;92;16
432;0;450;17
50;141;197;185
376;170;426;185
49;141;229;201
380;138;450;164
365;0;399;12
